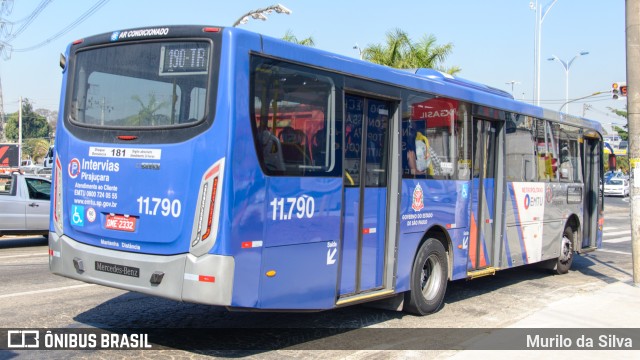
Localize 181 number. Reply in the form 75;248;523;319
111;148;126;157
270;196;315;221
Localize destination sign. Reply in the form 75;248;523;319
159;42;209;76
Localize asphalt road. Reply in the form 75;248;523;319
0;196;635;359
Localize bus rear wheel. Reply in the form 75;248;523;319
556;227;574;274
404;238;448;315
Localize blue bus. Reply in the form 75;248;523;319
49;25;604;315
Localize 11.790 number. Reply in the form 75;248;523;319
137;196;181;218
270;195;315;221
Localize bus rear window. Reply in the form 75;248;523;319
69;41;210;127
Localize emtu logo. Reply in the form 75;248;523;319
68;158;81;179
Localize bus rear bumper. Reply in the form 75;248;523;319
48;232;234;306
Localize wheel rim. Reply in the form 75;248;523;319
559;233;573;264
421;253;443;300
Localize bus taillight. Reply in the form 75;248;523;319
201;177;219;241
53;156;64;233
190;159;225;256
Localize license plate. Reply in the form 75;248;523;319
95;261;140;278
105;214;137;232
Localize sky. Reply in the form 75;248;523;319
0;0;628;133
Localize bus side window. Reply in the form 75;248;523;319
559;124;583;183
402;94;465;180
505;115;536;182
535;119;559;182
250;57;336;177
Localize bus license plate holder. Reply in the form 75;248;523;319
105;214;137;232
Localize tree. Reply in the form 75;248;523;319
4;99;50;142
362;28;461;75
22;138;51;163
282;30;315;47
36;108;58;139
128;93;168;126
607;106;628;141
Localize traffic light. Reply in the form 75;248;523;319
612;82;627;99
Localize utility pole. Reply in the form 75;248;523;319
18;96;22;164
626;0;640;286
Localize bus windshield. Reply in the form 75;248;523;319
69;41;211;127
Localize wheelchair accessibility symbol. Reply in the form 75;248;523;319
71;205;85;227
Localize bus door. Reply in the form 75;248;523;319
339;94;392;297
468;119;500;271
582;137;602;249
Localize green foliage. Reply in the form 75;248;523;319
607;106;628;121
127;93;168;126
362;28;461;75
607;106;628;140
612;126;628;141
4;99;51;142
282;30;315;47
22;138;51;163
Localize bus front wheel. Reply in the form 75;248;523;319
404;238;448;315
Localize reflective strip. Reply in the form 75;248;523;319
362;228;376;234
184;273;216;283
48;249;61;257
199;275;215;283
205;164;220;180
241;240;263;249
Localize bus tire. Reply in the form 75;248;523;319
554;227;574;275
404;238;448;315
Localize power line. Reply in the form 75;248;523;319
12;0;110;52
519;94;612;104
586;105;626;119
2;0;52;43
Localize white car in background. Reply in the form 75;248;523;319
0;173;51;237
603;178;630;197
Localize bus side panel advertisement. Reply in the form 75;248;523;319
507;183;546;264
399;179;472;280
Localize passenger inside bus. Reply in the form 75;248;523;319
406;122;436;177
311;128;326;166
559;147;574;181
278;126;310;167
258;118;285;172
